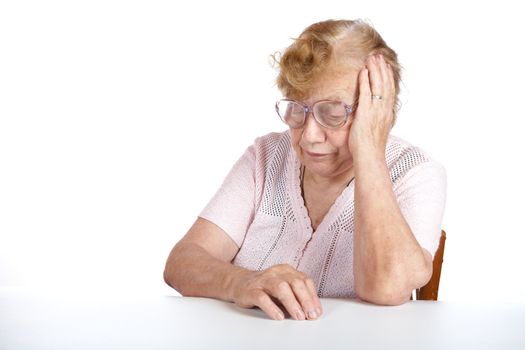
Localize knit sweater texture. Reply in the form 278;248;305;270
200;130;447;298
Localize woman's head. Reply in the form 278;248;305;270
273;19;401;123
272;19;401;180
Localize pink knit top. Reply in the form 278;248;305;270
199;130;447;298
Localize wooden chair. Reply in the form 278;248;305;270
413;230;447;300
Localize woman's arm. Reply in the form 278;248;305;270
349;54;434;305
163;217;245;301
164;217;323;320
352;149;433;305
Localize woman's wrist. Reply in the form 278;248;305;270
224;266;253;303
350;134;386;161
353;145;386;168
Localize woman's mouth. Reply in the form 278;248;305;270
304;150;329;158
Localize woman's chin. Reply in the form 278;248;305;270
304;162;335;177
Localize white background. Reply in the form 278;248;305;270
1;0;524;301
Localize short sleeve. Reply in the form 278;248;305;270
198;144;256;248
394;160;447;259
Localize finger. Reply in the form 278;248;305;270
375;55;395;97
386;62;396;93
357;67;372;110
376;54;390;89
249;289;286;321
366;54;383;96
375;59;395;110
304;277;323;316
267;280;307;321
290;277;321;320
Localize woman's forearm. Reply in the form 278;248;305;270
164;242;250;302
353;146;432;305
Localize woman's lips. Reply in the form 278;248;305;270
304;150;329;157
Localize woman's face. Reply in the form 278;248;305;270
290;69;359;179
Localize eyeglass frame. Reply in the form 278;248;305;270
275;98;357;130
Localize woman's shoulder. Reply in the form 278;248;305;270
249;130;293;161
386;134;439;162
252;130;290;149
386;134;445;183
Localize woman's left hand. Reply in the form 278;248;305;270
348;54;396;156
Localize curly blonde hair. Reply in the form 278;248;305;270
272;19;402;125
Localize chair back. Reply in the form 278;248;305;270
416;230;446;300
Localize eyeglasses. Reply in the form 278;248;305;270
275;99;355;129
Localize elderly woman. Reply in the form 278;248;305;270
163;19;446;321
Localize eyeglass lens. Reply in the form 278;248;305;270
277;100;348;128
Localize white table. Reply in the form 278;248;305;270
1;287;524;350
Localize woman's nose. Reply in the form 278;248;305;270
302;111;326;143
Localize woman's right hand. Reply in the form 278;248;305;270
230;263;323;321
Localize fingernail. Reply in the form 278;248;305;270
276;312;285;320
316;308;322;316
296;310;306;320
308;310;318;319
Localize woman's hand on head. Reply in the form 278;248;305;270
348;54;396;156
231;263;323;321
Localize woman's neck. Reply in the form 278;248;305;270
301;165;355;190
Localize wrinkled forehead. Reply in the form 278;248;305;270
303;76;359;105
301;62;360;103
